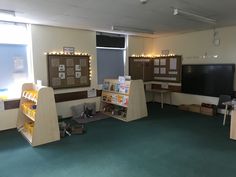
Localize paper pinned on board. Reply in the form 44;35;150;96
160;68;166;74
170;58;177;70
154;59;159;66
160;59;166;66
0;100;4;111
87;89;97;98
154;67;159;74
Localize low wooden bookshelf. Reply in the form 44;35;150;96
100;79;147;122
17;83;60;147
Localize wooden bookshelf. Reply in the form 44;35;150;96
17;83;60;147
100;79;148;122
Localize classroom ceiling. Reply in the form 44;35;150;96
1;0;236;37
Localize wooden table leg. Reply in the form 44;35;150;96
230;110;236;140
161;92;164;109
223;104;228;126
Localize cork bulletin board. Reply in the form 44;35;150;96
47;54;90;89
153;55;182;82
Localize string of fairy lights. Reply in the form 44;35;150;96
131;54;176;58
44;52;90;56
43;51;178;81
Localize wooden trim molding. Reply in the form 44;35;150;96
151;84;181;92
4;100;20;110
4;89;103;110
3;89;234;110
54;91;88;102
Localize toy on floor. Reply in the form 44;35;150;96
71;102;96;119
59;120;86;138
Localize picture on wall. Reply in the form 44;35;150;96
75;72;81;78
58;72;65;79
47;54;90;89
58;64;65;71
63;47;75;54
75;64;81;71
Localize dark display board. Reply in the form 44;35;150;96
182;64;235;97
47;54;90;89
153;56;182;82
129;57;154;81
129;56;182;83
96;35;125;48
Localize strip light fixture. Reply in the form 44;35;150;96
0;9;15;17
173;8;216;24
112;25;154;34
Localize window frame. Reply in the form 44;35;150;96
0;22;33;100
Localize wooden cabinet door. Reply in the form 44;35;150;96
143;60;154;81
129;58;144;80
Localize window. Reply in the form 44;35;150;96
0;22;33;99
96;32;126;84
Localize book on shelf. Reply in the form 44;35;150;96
117;95;123;105
125;86;129;94
119;84;126;94
115;83;120;92
102;95;107;102
111;94;117;104
107;94;112;102
122;96;129;106
110;84;115;91
103;81;110;90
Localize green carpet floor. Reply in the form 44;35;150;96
1;103;236;177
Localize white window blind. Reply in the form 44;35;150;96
0;22;33;99
97;48;125;84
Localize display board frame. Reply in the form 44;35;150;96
129;57;154;81
129;55;182;83
153;55;182;83
47;54;90;89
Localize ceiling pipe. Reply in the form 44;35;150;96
111;25;154;34
173;8;216;24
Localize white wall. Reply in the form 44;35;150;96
1;25;154;130
126;36;154;75
154;26;236;105
0;109;18;130
31;25;98;88
31;25;101;118
128;36;154;56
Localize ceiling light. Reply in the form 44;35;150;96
173;8;216;24
112;26;154;34
212;29;220;46
140;0;149;4
0;9;15;17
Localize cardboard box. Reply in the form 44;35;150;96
188;104;201;113
200;106;216;116
178;104;189;111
